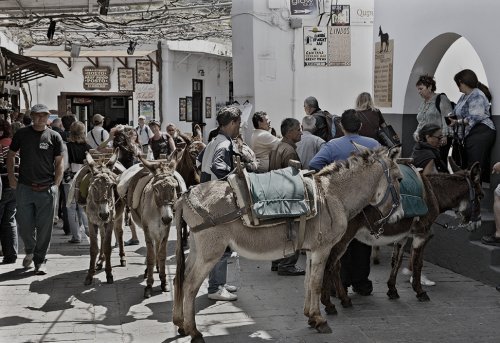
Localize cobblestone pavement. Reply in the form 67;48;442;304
0;222;499;343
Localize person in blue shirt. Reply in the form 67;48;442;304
309;109;380;296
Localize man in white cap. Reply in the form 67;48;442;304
7;104;65;275
135;115;152;154
86;113;109;149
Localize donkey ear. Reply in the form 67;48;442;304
86;152;96;171
447;156;461;174
387;146;401;161
469;161;481;183
106;148;119;170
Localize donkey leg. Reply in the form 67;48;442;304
411;236;432;301
158;234;169;292
85;223;99;285
103;222;114;284
321;250;338;315
144;234;155;298
333;261;351;308
96;225;105;271
114;209;126;267
387;240;407;300
304;249;332;334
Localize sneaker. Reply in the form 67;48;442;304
23;254;34;269
124;239;140;246
277;266;305;276
224;284;238;293
481;235;500;246
207;286;238;301
401;267;412;276
410;274;436;286
34;260;47;275
68;238;81;243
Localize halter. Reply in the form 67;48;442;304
371;157;401;229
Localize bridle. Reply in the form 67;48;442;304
370;157;401;229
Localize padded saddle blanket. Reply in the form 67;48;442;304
246;167;310;219
399;164;428;218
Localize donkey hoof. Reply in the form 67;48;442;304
106;275;114;284
144;286;153;298
307;318;316;328
387;289;400;299
96;263;103;271
417;292;430;302
324;305;338;316
341;298;352;308
315;322;332;334
177;327;186;337
192;335;206;343
84;276;93;286
161;282;170;292
120;260;127;267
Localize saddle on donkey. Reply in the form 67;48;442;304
398;163;428;218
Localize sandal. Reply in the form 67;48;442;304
481;235;500;246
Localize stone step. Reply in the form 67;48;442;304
425;213;500;286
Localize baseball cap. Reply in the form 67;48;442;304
92;113;104;124
138;115;146;120
30;104;50;114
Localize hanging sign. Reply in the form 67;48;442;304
83;67;111;90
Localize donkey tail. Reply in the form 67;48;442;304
174;195;186;301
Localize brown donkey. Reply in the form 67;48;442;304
321;162;482;315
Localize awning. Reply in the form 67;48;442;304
0;47;64;83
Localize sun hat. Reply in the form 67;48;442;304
30;104;50;114
138;115;146;120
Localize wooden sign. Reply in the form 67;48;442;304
83;67;111;90
374;39;394;107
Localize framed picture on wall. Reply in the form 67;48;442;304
138;100;155;119
205;97;212;118
136;60;152;84
179;98;187;121
186;96;193;122
118;68;134;91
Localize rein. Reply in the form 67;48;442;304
371;157;401;228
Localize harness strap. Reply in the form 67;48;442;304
296;215;307;250
189;206;247;231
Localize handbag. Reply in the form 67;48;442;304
376;125;401;148
449;136;466;169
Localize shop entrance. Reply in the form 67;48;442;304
58;92;132;131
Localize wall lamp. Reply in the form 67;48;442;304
198;69;205;76
127;41;137;55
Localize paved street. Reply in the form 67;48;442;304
0;222;499;343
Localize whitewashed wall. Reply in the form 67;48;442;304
232;0;375;140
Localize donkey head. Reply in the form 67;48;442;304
141;157;179;225
370;146;404;225
452;161;483;230
86;151;119;223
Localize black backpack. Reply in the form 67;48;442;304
435;93;456;114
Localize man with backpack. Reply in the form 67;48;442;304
303;96;339;141
85;114;109;149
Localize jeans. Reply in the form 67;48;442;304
63;183;88;240
340;239;372;289
0;189;17;261
208;249;231;294
16;183;57;265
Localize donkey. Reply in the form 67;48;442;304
379;26;389;52
126;156;186;298
84;151;126;285
173;148;404;342
320;162;483;314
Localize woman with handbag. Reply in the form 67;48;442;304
355;92;399;147
448;69;496;183
414;75;453;163
65;121;91;244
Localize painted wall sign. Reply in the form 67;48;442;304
303;26;328;66
83;67;111;90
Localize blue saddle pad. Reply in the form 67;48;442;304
399;164;428;218
246;167;310;219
